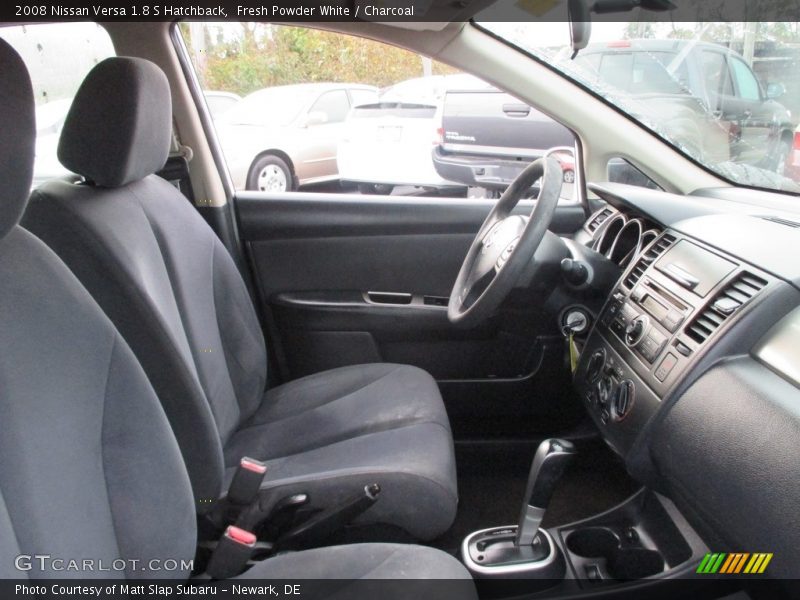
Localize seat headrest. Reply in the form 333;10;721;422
0;39;35;239
58;57;172;188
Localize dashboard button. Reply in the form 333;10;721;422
603;301;622;327
663;310;684;332
675;341;692;357
611;319;626;337
621;303;638;321
655;353;678;382
638;336;661;363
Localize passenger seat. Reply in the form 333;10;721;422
23;56;457;541
0;38;475;594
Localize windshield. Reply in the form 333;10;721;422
480;21;800;193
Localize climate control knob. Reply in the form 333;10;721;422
625;315;649;347
611;380;635;421
586;349;606;383
597;376;613;408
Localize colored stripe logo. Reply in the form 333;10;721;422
697;552;773;574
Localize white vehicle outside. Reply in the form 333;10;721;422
337;74;490;194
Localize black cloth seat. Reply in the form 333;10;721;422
0;38;475;595
22;56;457;540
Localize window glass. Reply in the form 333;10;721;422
630;52;690;95
309;90;350;124
0;23;115;189
700;51;733;97
180;23;576;199
598;53;633;91
349;88;379;108
481;22;797;193
204;92;241;120
607;158;661;190
591;51;689;95
730;58;761;101
222;87;314;127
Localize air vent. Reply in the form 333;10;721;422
644;233;677;260
685;272;768;344
623;232;676;289
587;208;614;233
761;215;800;229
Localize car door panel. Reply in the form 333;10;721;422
237;191;586;439
727;56;774;163
297;122;341;179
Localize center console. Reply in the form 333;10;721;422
456;228;776;596
459;438;708;596
574;230;772;456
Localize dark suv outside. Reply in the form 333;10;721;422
431;85;575;193
575;39;794;173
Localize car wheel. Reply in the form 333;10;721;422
358;183;394;195
247;155;294;192
563;169;575;184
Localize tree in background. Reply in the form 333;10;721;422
182;23;460;96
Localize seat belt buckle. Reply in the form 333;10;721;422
227;457;268;506
206;525;257;579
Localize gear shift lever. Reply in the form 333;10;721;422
516;438;577;546
461;439;576;579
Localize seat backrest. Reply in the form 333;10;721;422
22;57;269;508
0;39;196;578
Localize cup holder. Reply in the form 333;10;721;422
566;527;665;580
566;527;620;558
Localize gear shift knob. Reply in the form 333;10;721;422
515;438;577;546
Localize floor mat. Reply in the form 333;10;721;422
433;439;641;552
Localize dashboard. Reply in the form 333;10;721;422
569;182;800;578
577;217;777;456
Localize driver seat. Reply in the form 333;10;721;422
23;57;457;541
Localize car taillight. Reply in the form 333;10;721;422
607;40;631;48
434;127;444;145
789;131;800;169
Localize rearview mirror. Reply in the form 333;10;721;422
591;0;675;13
766;82;786;100
568;0;592;57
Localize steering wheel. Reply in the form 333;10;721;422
447;156;563;327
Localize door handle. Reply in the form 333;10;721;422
503;103;531;117
365;291;412;305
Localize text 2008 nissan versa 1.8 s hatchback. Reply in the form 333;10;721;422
0;3;799;600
